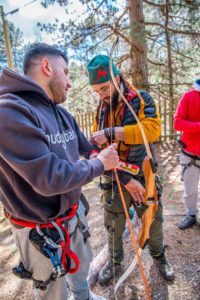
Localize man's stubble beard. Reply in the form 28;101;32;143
103;89;119;112
48;72;66;104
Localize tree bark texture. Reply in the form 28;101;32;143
127;0;149;90
164;0;174;137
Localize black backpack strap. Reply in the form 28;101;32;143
80;193;90;215
75;211;91;242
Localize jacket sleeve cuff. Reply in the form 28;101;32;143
104;170;132;186
117;172;132;185
89;158;104;177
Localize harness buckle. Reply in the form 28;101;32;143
106;199;112;207
78;222;87;233
98;182;112;191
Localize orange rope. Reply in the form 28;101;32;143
109;37;151;299
114;168;151;300
108;140;151;298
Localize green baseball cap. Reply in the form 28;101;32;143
87;54;119;85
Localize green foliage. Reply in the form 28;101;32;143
41;0;69;8
2;0;200;117
38;0;200;116
38;0;127;62
63;60;99;114
12;248;18;254
0;19;24;73
144;0;200;100
160;177;168;185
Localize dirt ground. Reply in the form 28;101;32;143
0;141;200;300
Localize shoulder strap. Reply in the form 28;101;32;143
80;193;90;215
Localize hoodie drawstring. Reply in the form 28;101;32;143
50;102;69;132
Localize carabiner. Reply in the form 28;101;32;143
36;224;61;249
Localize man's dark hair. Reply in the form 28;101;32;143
23;43;68;74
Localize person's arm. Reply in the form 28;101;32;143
105;170;145;203
174;93;200;132
90;127;124;146
91;91;161;146
0;103;118;196
71;117;96;158
123;91;161;144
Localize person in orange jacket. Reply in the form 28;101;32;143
87;54;174;284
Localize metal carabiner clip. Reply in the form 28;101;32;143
36;223;64;249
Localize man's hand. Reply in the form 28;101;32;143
91;130;107;147
125;178;145;203
90;127;125;147
97;143;119;171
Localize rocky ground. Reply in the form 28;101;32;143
0;141;200;300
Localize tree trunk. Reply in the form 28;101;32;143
164;0;174;138
127;0;149;90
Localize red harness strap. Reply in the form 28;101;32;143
5;204;79;274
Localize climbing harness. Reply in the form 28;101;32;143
176;138;200;180
6;196;90;290
181;153;200;180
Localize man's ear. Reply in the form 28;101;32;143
116;74;120;84
41;58;52;77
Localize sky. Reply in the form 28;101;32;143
0;0;85;44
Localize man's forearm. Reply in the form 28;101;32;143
114;127;125;141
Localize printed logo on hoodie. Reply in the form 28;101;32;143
45;130;75;149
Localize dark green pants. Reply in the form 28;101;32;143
102;177;164;264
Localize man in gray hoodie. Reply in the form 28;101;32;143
0;43;119;300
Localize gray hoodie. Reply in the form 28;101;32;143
0;68;104;223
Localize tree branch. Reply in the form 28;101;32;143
101;23;131;45
143;0;197;9
115;6;129;27
143;0;165;8
148;59;166;66
146;35;194;60
145;22;200;36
